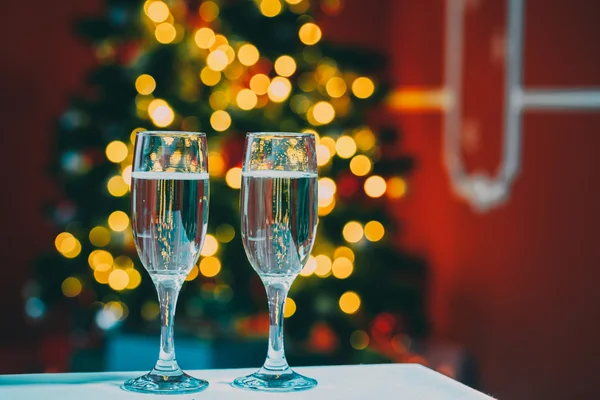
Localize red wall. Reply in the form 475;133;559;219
381;0;600;399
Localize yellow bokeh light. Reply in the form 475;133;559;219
62;239;82;258
364;175;387;198
354;128;376;151
88;250;114;271
320;136;337;155
194;27;216;49
318;197;335;216
284;297;297;317
55;232;75;253
94;269;111;284
201;234;219;257
285;0;302;4
335;136;357;158
332;257;353;279
200;256;221;277
200;67;221;86
314;254;332;277
186;265;199;281
326;76;347;98
387;176;407;199
237;89;258;110
349;155;372;176
89;226;111;247
108;269;129;291
114;255;134;269
260;0;282;17
334;246;355;262
108;211;130;232
217;44;235;64
316;145;331;166
135;74;156;95
318;177;336;206
268;76;292;102
147;1;170;22
155;23;177;44
209;91;230;110
209;34;229;51
343;221;363;243
148;99;175;127
122;165;132;186
225;167;242;189
364;221;385;242
142;301;160;320
250;74;270;95
61;277;82;298
299;22;322;45
107;175;129;197
238;44;260;66
339;291;361;314
210;110;232;132
312;101;335;125
126;268;142;289
350;330;370;350
130;127;146;144
216;224;236;243
352;77;375;99
199;1;219;22
207;50;229;71
274;55;297;77
105;141;128;163
208;151;225;177
300;255;317;276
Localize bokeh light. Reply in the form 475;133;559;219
186;265;199;281
326;77;347;98
343;221;363;243
316;144;331;166
312;101;335;124
199;1;219;22
299;22;322;45
89;226;111;247
225;167;242;189
334;246;355;262
332;257;353;279
201;234;219;257
122;165;132;186
216;224;235;243
238;44;260;66
88;250;113;271
135;74;156;95
260;0;282;17
61;277;82;298
314;254;332;277
274;55;297;77
148;99;175;127
349;155;372;176
108;269;129;291
200;256;221;277
352;77;375;99
126;269;142;289
105;141;128;163
207;50;229;71
364;175;387;198
107;175;129;197
250;74;270;95
350;330;370;350
387;176;407;199
318;177;336;207
354;128;376;151
364;221;385;242
268;77;292;102
335;136;357;158
108;211;130;232
339;291;361;314
210;110;231;132
147;1;169;23
200;67;221;86
284;297;296;317
194;27;216;49
300;255;317;276
155;23;177;44
237;89;258;110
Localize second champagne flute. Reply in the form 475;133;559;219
233;132;318;392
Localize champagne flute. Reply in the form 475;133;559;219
122;131;209;394
233;132;318;392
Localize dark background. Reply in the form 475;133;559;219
2;1;600;399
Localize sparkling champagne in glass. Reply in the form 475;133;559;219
233;132;318;392
122;131;209;394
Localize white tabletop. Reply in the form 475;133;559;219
0;364;493;399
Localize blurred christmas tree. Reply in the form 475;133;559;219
32;0;427;366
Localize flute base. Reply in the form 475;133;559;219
232;368;317;392
122;371;208;395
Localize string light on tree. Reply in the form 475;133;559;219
210;110;231;131
284;297;296;317
146;1;169;23
195;27;216;49
314;254;333;277
343;221;364;243
225;167;242;189
335;136;357;158
364;221;385;242
155;23;176;44
339;291;361;314
250;74;270;95
135;74;156;95
364;175;387;198
352;77;375;99
201;234;219;257
350;155;372;176
274;55;297;77
200;257;221;277
299;22;322;45
237;44;260;66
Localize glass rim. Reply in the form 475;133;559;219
246;132;315;138
137;130;207;137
